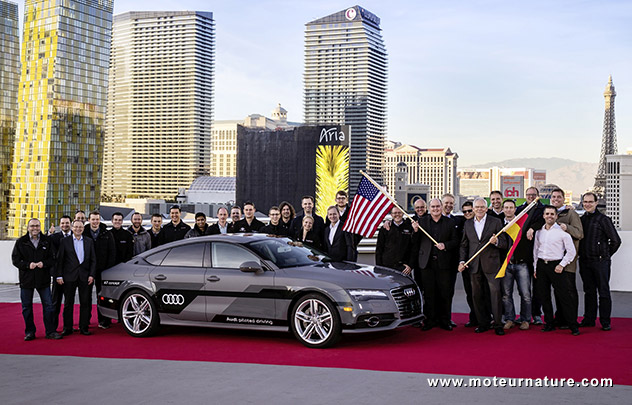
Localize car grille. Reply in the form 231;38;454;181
390;286;422;319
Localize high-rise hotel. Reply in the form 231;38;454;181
0;1;19;238
304;6;387;194
102;11;215;201
8;0;113;237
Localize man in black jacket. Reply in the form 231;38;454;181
84;211;116;329
375;206;414;273
578;192;622;331
261;206;288;236
12;219;61;341
233;202;265;233
149;213;163;248
185;212;209;238
56;220;97;336
521;186;546;324
207;207;233;235
410;199;459;331
160;205;192;243
48;215;72;331
110;212;134;264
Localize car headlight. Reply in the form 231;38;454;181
347;289;389;301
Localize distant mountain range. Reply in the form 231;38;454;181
468;158;598;198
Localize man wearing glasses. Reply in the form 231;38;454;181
578;192;621;331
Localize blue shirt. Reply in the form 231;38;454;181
73;235;84;264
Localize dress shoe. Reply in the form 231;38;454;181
464;321;477;328
421;323;434;331
579;319;595;327
541;325;556;332
61;328;73;336
24;333;35;341
449;320;457;328
519;321;530;330
46;332;63;340
474;326;489;333
503;320;514;330
601;324;612;331
79;329;92;336
440;324;453;331
495;327;505;336
570;328;580;336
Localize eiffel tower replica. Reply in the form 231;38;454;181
593;75;618;205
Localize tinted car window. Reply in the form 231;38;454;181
248;239;326;268
160;243;206;267
212;242;260;269
144;249;169;265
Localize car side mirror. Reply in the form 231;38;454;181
239;261;263;273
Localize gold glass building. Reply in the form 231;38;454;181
8;0;113;237
0;1;19;239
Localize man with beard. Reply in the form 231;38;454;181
278;201;295;234
128;213;152;255
375;206;414;274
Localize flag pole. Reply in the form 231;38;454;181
359;170;439;245
463;197;540;267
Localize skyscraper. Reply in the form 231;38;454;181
0;0;19;239
594;75;618;197
102;11;215;201
8;0;113;237
304;5;387;194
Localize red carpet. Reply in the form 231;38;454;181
2;303;631;385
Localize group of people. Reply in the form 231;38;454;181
374;187;620;337
12;186;621;341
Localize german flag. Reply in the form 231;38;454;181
496;214;529;278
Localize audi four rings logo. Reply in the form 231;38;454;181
404;288;415;297
162;294;185;305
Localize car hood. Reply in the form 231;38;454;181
283;262;414;290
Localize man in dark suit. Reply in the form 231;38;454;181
410;199;459;331
323;206;354;262
56;220;97;336
459;197;509;335
48;215;72;331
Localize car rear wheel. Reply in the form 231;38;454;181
119;290;160;337
290;294;341;348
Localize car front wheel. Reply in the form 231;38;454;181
290;294;341;348
119;290;160;337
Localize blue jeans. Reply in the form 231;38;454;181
21;286;55;336
502;262;532;323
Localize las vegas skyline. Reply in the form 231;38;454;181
13;0;632;166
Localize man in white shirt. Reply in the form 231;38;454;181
533;206;579;335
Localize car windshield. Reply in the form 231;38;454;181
247;238;331;268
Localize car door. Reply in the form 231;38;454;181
205;241;277;325
150;242;208;322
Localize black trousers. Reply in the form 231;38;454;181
536;260;578;329
51;280;64;331
420;259;452;327
95;273;110;325
553;272;578;326
63;280;93;331
461;268;477;324
470;267;503;328
579;258;612;325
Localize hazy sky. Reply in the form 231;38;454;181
18;1;632;165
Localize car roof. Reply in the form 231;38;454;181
138;234;289;257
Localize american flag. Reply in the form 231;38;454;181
343;176;394;237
